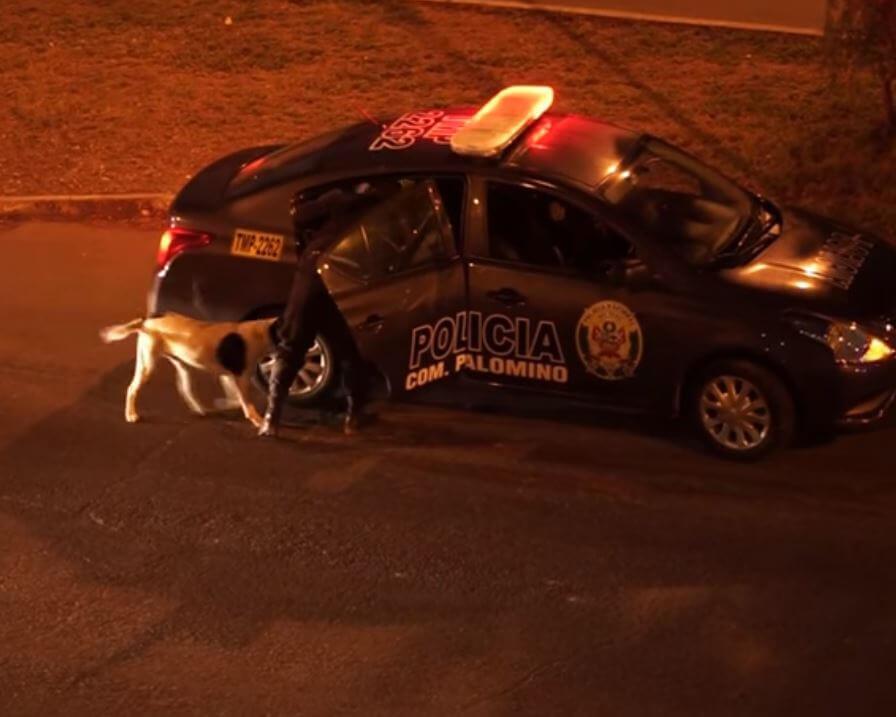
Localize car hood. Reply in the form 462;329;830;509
722;207;896;322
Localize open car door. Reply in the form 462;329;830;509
316;178;467;395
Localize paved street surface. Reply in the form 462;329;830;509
1;222;895;715
429;0;827;33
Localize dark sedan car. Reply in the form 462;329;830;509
149;86;896;459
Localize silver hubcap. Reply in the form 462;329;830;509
699;375;771;451
258;337;332;399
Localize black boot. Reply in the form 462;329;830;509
340;358;369;436
343;392;359;435
259;353;301;437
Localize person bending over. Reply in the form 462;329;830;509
258;181;396;437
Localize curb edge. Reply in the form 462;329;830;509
0;194;173;227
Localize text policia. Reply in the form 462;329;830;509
405;311;568;390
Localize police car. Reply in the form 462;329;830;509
149;86;896;459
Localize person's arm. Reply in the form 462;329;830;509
293;188;352;233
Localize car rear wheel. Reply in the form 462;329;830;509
691;360;795;461
256;334;337;403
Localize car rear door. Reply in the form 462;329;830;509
317;177;468;395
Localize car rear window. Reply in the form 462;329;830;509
228;126;360;195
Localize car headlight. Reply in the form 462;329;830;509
826;322;894;363
789;315;894;364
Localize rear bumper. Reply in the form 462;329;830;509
147;252;295;322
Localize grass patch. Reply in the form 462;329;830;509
1;0;894;235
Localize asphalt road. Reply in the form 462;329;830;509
1;222;895;715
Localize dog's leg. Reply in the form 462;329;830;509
221;375;264;428
213;374;242;411
125;334;157;423
169;359;208;416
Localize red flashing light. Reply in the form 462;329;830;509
527;120;553;150
156;227;212;270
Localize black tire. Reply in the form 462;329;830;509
690;360;796;461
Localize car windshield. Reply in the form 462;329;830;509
506;115;640;188
597;138;755;267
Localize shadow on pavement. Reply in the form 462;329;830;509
1;360;895;713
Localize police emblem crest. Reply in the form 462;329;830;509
575;301;643;380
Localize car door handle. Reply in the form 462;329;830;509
486;288;526;307
358;314;385;333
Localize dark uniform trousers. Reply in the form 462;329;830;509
263;271;368;429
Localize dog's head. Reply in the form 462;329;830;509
233;318;280;377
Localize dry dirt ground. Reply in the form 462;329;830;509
1;0;895;234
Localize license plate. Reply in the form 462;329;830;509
231;229;284;261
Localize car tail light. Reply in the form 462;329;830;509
156;227;213;270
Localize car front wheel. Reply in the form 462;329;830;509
692;360;795;461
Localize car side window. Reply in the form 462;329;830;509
328;178;459;283
485;182;635;274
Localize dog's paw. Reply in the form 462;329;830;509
125;413;141;423
343;416;358;436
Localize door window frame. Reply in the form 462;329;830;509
311;173;468;289
465;173;649;281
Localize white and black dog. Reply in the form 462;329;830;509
100;313;276;428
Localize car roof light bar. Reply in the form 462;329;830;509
450;86;554;158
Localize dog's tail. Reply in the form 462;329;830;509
99;318;145;343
